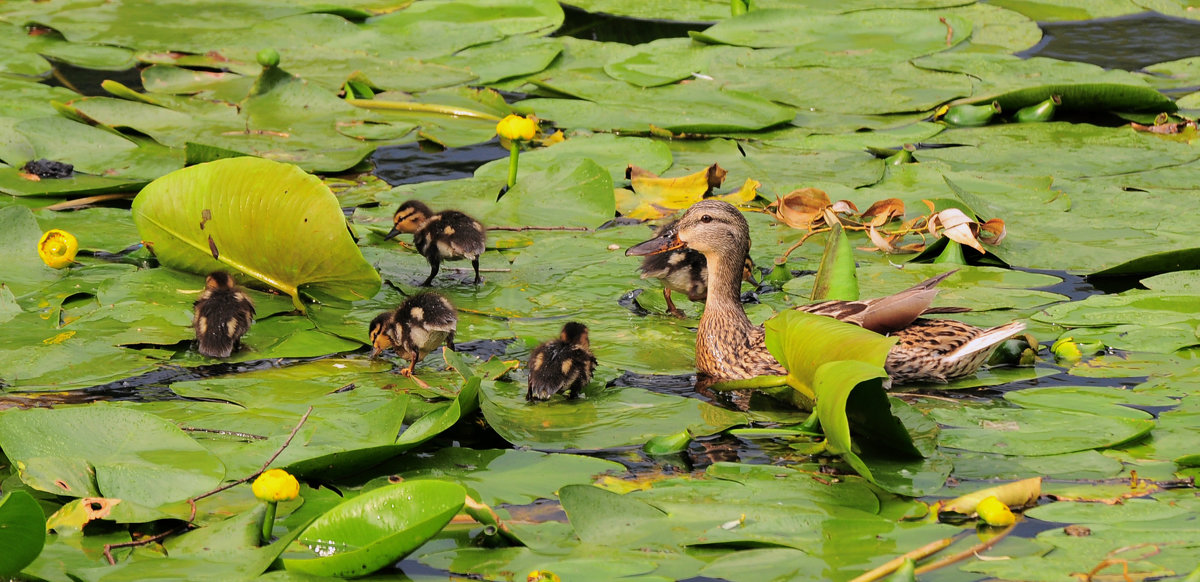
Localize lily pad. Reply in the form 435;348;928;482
132;156;381;311
282;480;466;577
0;404;225;516
0;490;45;577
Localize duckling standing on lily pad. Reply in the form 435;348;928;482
369;292;457;388
193;271;255;358
527;322;597;402
383;200;486;286
639;220;758;318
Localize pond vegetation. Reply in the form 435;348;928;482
2;0;1200;581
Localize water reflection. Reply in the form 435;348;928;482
1019;11;1200;71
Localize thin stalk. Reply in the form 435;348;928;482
261;501;278;542
506;142;520;189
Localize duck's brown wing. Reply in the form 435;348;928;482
885;319;1025;383
799;270;959;334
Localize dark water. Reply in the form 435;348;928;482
1018;11;1200;75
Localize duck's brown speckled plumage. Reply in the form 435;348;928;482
627;200;1025;384
384;200;486;286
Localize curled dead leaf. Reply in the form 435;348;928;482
770;188;857;230
859;198;905;227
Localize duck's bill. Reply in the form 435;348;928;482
626;233;684;256
382;227;402;241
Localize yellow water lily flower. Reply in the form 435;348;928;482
976;495;1016;526
496;114;537;141
527;571;561;582
252;468;299;502
38;229;79;269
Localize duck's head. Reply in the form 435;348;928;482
559;321;590;350
384;200;433;240
205;270;237;291
368;311;396;358
626;200;749;259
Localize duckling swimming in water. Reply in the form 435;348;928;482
369;292;458;387
383;200;486;286
527;322;597;402
193;271;255;358
626;200;1025;384
638;220;758;318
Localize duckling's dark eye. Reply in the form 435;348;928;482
700;214;713;223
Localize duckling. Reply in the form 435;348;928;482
193;271;255;358
626;200;1025;384
639;220;758;318
527;322;597;402
369;292;457;387
383;200;486;286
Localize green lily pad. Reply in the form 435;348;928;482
132;156;381;311
479;377;749;451
282;480;466;577
382;447;624;506
932;406;1155;456
0;490;45;577
0;404;225;516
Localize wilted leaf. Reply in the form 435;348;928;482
618;163;728;219
939;477;1042;516
769;188;859;230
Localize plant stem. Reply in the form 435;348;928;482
506;142;520;189
261;501;278;543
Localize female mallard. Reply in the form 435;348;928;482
526;322;598;401
638;219;758;318
369;291;458;387
626;200;1024;384
193;271;255;358
383;200;486;286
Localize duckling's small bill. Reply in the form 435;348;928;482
625;231;684;257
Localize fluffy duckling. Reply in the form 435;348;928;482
527;322;597;402
383;200;486;286
639;220;758;317
369;292;458;387
193;271;255;358
627;200;1025;384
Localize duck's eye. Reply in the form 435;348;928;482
700;214;713;223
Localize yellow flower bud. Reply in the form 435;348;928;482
252;469;300;502
38;229;79;269
976;495;1015;527
527;571;561;582
1051;336;1082;363
496;114;537;141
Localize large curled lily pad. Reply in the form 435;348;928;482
282;480;466;578
132;157;381;310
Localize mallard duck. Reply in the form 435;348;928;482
383;200;486;286
368;292;457;387
527;322;597;401
638;219;758;318
626;200;1025;384
193;271;255;358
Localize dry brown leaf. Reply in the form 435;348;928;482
769;188;858;230
859;198;905;227
980;218;1007;245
